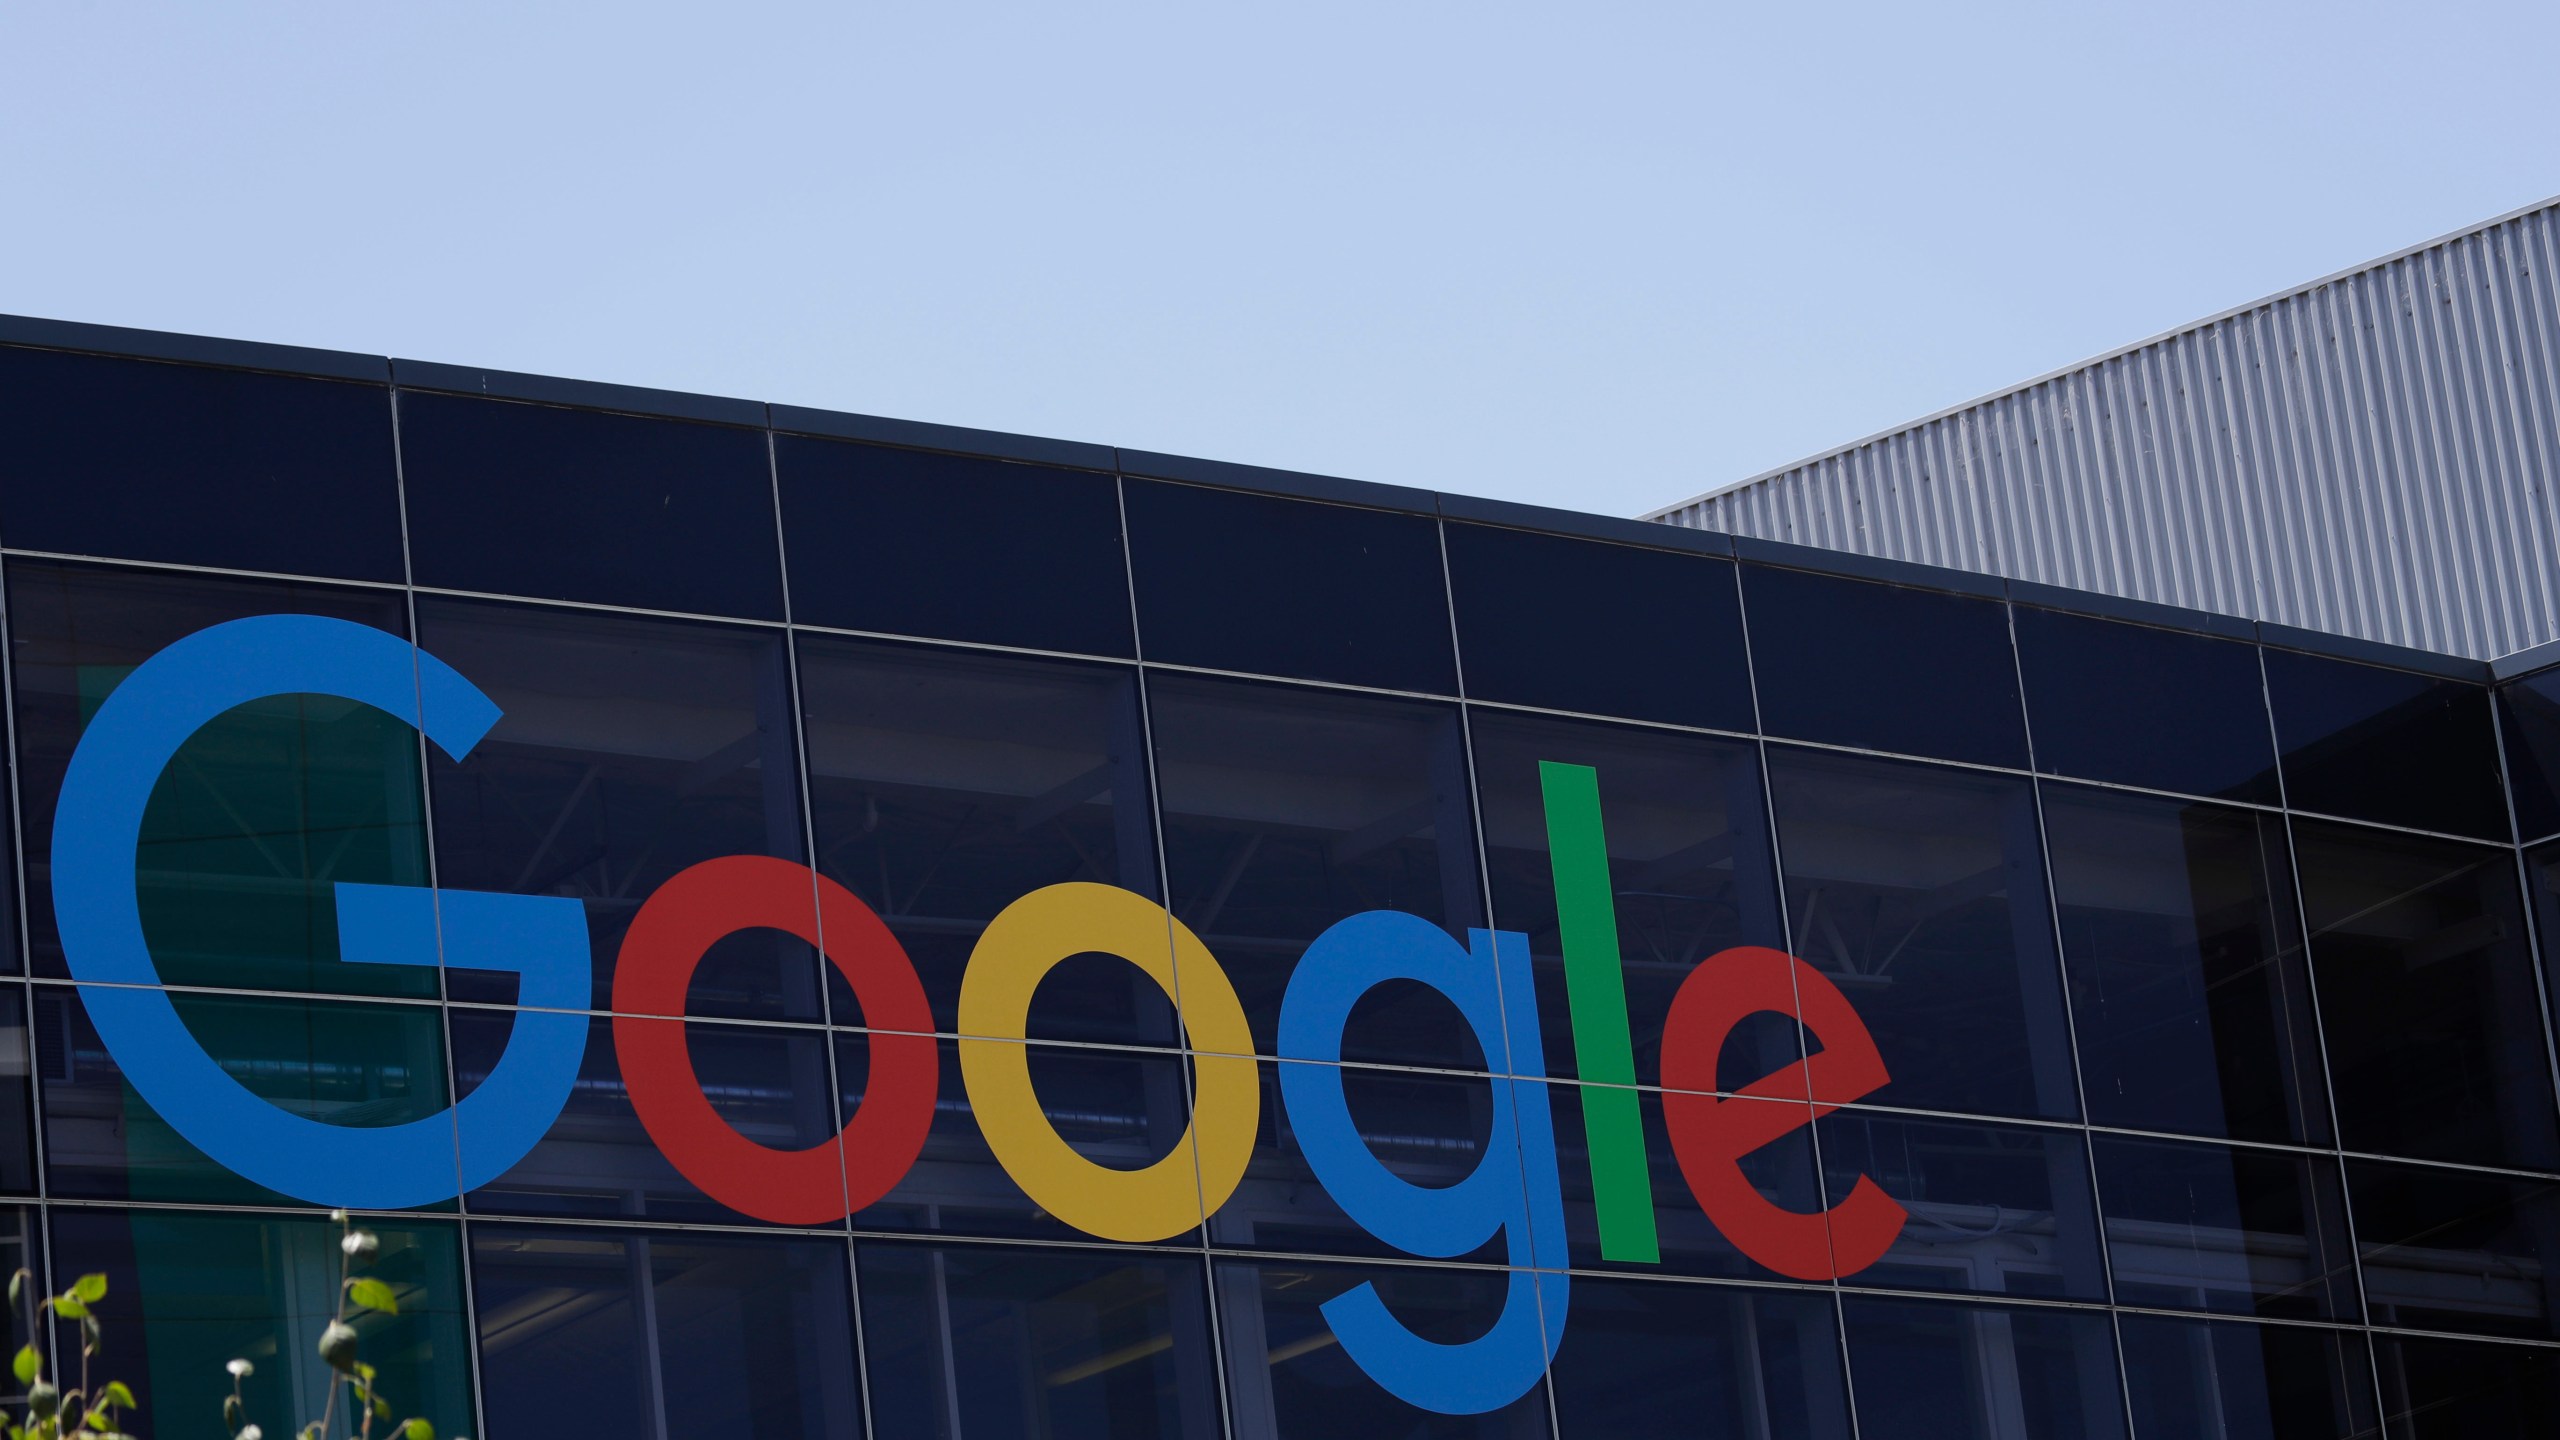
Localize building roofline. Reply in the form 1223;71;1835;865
1639;190;2560;521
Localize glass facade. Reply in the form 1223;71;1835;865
0;337;2553;1438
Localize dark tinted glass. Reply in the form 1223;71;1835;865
796;637;1164;1042
850;1038;1199;1244
8;561;422;993
1743;565;2027;768
1148;675;1482;1063
1547;1276;1853;1440
2498;668;2560;842
2015;608;2280;801
0;991;39;1196
1215;1060;1508;1264
474;1225;859;1440
862;1242;1223;1440
0;347;404;580
1838;1294;2126;1440
1122;481;1456;692
2045;786;2328;1145
2264;648;2505;839
2291;820;2558;1169
776;437;1134;655
1765;747;2078;1119
1213;1257;1555;1440
399;390;782;618
1556;1088;1823;1281
454;1011;838;1225
1470;711;1785;1084
1444;523;1751;729
53;1208;471;1439
2348;1160;2560;1340
2118;1314;2379;1440
36;987;450;1207
417;600;818;1018
2094;1136;2358;1321
2374;1333;2560;1438
1821;1112;2107;1301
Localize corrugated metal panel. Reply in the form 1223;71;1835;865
1647;198;2560;661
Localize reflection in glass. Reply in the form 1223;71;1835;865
454;1011;839;1226
849;1037;1200;1244
36;987;449;1207
2499;668;2560;843
1122;480;1458;694
1818;1112;2105;1301
1742;566;2028;769
1471;712;1788;1085
1840;1294;2125;1440
1556;1088;1820;1282
2045;787;2328;1145
1214;1060;1503;1263
1149;676;1484;1064
1214;1257;1555;1440
2263;648;2506;840
2373;1333;2560;1438
2117;1314;2378;1440
1444;524;1753;731
2094;1137;2357;1321
419;600;817;1018
2347;1160;2560;1341
1765;748;2077;1120
863;1241;1222;1440
2292;820;2559;1170
797;637;1165;1042
2013;608;2280;803
1546;1275;1851;1439
473;1224;859;1440
53;1207;471;1438
9;561;424;994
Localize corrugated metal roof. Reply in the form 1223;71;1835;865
1646;195;2560;662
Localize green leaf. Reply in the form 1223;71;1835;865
346;1279;398;1317
47;1299;83;1323
401;1420;434;1440
78;1408;106;1432
354;1362;376;1384
98;1384;132;1411
14;1343;38;1385
65;1278;102;1307
8;1270;24;1310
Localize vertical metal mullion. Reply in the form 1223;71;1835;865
0;525;58;1374
1727;555;1866;1440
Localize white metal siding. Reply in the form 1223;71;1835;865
1648;200;2560;661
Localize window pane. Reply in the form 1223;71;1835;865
776;437;1134;655
862;1241;1223;1440
1765;747;2077;1120
2348;1159;2560;1341
418;599;819;1019
797;636;1165;1043
2373;1333;2560;1439
1554;1088;1821;1281
2045;786;2327;1145
474;1224;859;1440
37;987;450;1208
1471;711;1786;1085
0;990;36;1197
2292;820;2559;1169
1547;1276;1852;1440
9;561;423;993
1213;1256;1555;1440
1214;1059;1504;1263
1123;481;1457;693
1839;1294;2126;1440
1444;524;1752;730
1149;675;1483;1063
2094;1136;2357;1322
399;390;783;619
0;347;404;581
2118;1314;2378;1440
52;1207;471;1439
454;1011;838;1225
2498;669;2560;843
2014;608;2279;803
2264;648;2505;840
1743;566;2027;769
848;1036;1199;1244
1821;1112;2106;1301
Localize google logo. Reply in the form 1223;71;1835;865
52;614;1908;1416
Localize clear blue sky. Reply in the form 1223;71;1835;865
4;2;2554;518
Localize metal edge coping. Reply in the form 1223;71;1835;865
2491;636;2560;684
3;307;2497;669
